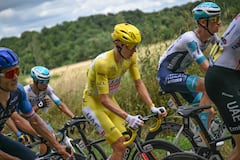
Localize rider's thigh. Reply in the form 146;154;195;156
195;77;205;92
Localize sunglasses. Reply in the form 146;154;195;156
208;16;221;23
38;80;49;85
0;68;20;79
125;44;138;51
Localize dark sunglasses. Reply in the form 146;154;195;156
125;43;138;51
0;68;20;79
38;80;49;85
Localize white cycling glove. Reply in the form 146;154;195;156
151;106;167;117
125;115;144;129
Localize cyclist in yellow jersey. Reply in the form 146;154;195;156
82;23;167;160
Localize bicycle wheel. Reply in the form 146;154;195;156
71;138;107;160
162;152;208;160
145;121;196;151
131;139;183;159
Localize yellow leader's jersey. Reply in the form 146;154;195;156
85;49;141;97
82;49;141;144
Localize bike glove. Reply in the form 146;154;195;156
125;115;144;129
37;98;50;108
151;106;167;116
17;132;31;144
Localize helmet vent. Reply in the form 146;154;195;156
7;51;17;62
0;55;10;64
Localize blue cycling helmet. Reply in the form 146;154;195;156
192;2;221;21
0;48;19;70
30;66;50;81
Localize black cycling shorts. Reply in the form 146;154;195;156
0;133;37;159
205;65;240;134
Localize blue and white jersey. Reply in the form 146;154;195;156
24;84;62;108
215;13;240;70
0;83;34;130
158;31;218;72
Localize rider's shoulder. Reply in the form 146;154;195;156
181;31;197;41
94;51;113;68
17;83;25;91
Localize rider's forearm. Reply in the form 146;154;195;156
11;112;38;136
134;79;154;107
6;118;19;135
28;113;62;150
58;103;75;118
100;94;128;119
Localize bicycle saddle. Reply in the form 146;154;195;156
177;106;211;118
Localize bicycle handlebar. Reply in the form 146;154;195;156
123;113;162;146
58;115;88;133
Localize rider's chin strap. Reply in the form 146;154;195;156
117;45;127;60
34;81;44;91
197;20;214;36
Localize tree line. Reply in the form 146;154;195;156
0;0;238;74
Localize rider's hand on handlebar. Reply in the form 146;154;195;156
125;114;144;129
17;132;31;144
151;106;168;118
56;145;73;160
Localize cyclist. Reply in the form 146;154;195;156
205;13;240;160
0;47;71;160
82;23;167;160
23;65;76;154
24;66;75;119
157;2;221;130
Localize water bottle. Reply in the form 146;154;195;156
209;118;221;139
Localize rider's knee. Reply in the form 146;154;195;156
112;137;126;153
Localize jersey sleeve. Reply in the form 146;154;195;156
184;35;207;65
95;60;109;95
129;53;141;80
47;85;61;106
17;84;35;118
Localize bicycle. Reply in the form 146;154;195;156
59;114;183;160
178;106;234;159
146;90;202;151
24;116;103;160
121;113;183;159
146;90;233;159
25;136;74;160
56;115;107;160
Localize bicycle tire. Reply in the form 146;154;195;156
131;139;183;159
145;121;196;151
71;138;107;160
162;152;208;160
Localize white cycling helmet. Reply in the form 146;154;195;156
192;2;221;21
30;66;50;82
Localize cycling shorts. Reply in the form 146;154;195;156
205;66;240;134
157;66;201;104
0;133;37;159
82;94;126;144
